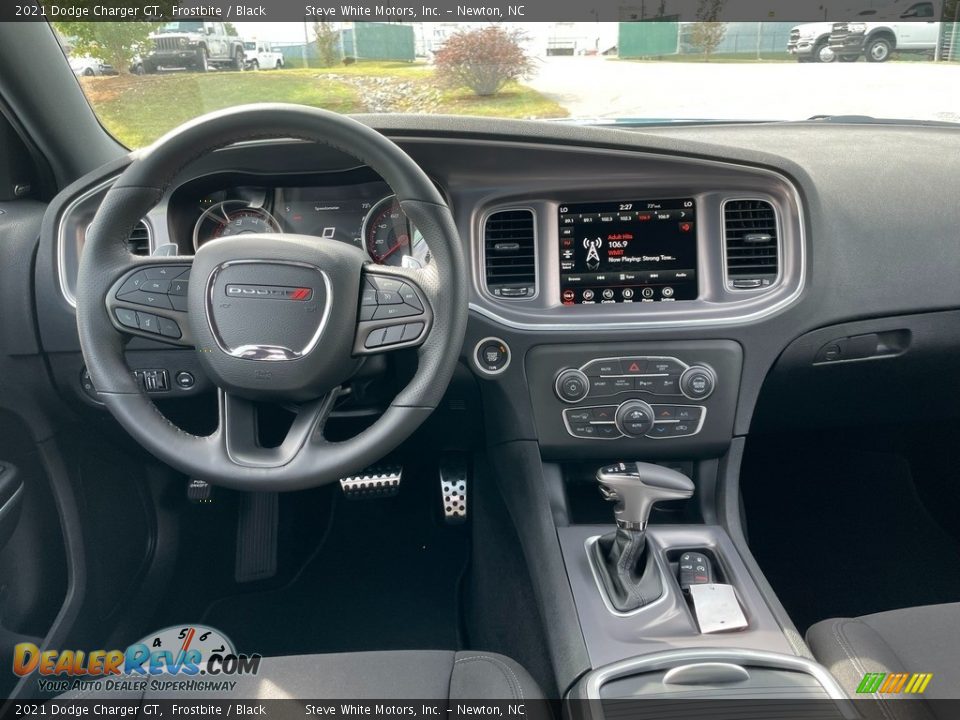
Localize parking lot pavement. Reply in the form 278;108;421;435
527;57;960;123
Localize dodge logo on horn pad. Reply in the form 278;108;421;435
225;284;313;301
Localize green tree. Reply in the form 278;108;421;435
313;22;341;67
688;0;727;60
55;21;159;73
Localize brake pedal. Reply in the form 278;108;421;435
340;465;402;499
439;456;468;523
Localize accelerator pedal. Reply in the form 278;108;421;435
340;465;402;499
235;492;278;583
439;455;468;524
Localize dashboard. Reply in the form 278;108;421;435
38;117;960;464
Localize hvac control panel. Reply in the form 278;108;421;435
525;342;742;459
555;356;715;440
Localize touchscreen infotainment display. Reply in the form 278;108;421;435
558;198;697;305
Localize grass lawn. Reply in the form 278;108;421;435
80;62;566;148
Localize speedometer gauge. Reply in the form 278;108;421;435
363;196;410;266
193;200;282;250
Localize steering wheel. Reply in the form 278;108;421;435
76;105;468;492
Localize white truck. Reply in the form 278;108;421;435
243;40;285;71
789;0;941;62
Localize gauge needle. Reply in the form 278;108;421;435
378;235;409;262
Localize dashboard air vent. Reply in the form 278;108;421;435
126;221;151;256
724;199;778;289
483;209;536;299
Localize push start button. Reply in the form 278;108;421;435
474;337;511;376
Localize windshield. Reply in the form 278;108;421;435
55;20;959;148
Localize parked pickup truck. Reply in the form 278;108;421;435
787;22;839;62
243;40;285;70
143;21;246;73
828;1;941;62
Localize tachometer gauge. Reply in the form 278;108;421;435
363;196;412;266
193;200;282;250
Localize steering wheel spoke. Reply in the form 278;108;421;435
219;389;340;469
354;265;434;355
105;259;194;347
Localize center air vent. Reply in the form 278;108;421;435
126;220;151;256
483;209;536;299
724;199;779;290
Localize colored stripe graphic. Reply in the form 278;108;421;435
856;673;886;693
858;672;933;694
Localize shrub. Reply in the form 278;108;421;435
434;26;534;97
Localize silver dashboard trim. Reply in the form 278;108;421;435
57;176;122;308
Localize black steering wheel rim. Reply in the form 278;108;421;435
76;104;468;491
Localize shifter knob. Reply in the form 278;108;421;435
597;462;695;530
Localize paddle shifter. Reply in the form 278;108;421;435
592;462;695;612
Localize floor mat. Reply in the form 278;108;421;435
201;470;470;656
741;436;960;633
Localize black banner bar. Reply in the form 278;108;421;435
3;0;958;23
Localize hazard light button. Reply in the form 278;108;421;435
621;358;648;375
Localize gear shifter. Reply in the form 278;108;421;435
591;462;694;612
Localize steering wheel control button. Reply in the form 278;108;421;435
680;365;717;400
136;312;160;334
115;307;139;329
117;271;148;296
175;371;195;389
361;287;378;305
157;316;182;339
369;276;403;292
474;337;511;375
399;285;422;310
382;324;405;345
365;328;387;349
555;368;590;403
373;303;420;320
377;290;403;305
169;279;189;296
616;400;656;437
401;322;425;342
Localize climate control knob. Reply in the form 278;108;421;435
680;365;717;400
615;400;656;438
555;369;590;403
